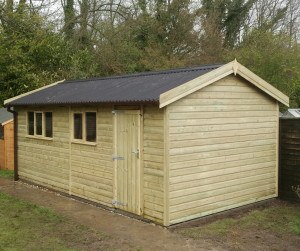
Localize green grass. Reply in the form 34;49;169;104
0;170;14;179
293;216;300;235
179;203;300;239
0;192;111;251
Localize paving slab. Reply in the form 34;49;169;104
0;178;220;251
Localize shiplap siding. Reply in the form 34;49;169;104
143;105;165;223
17;107;70;192
70;106;114;206
17;105;165;223
167;75;278;224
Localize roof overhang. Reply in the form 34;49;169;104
159;59;289;108
4;79;65;107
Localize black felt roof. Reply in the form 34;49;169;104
0;108;13;124
6;64;223;106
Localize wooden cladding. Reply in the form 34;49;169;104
279;119;300;202
167;75;278;224
17;105;165;224
15;73;283;226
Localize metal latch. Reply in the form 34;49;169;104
132;149;139;159
112;156;124;160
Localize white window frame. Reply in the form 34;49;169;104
27;111;53;139
72;111;97;145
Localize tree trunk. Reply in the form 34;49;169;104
64;0;75;40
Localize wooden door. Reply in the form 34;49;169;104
113;110;141;215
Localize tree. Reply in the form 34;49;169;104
63;0;76;40
201;0;256;48
0;2;73;105
227;30;300;108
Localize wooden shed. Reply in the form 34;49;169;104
4;60;289;226
0;108;14;170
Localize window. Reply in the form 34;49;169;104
27;111;53;138
73;112;96;143
45;112;53;138
35;112;43;135
28;112;34;135
74;113;83;140
86;112;96;142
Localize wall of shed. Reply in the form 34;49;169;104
17;107;70;192
16;104;165;223
0;121;15;170
69;106;114;206
167;75;278;224
143;106;165;223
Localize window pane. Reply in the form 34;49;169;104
45;112;53;138
86;112;96;142
74;113;83;139
0;125;4;139
35;113;43;135
28;112;34;135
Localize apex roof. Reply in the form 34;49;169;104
4;60;289;107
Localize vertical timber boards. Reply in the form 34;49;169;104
113;110;141;214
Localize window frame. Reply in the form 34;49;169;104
26;111;53;140
72;111;97;145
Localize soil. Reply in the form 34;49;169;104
0;177;299;251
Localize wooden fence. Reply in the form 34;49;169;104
279;118;300;202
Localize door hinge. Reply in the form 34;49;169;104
112;110;124;115
112;155;124;160
112;200;127;206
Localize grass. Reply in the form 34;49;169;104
179;202;300;239
0;170;14;179
0;192;116;251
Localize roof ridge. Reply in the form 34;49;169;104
62;63;224;84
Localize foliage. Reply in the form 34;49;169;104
226;30;300;108
201;0;256;48
0;6;69;105
0;0;299;108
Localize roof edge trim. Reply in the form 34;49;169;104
4;79;65;106
236;63;289;106
159;60;289;108
1;118;13;126
159;61;234;108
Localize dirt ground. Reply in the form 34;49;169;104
172;200;300;251
0;177;299;251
